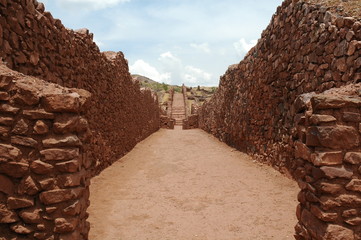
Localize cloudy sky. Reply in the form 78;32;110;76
41;0;283;86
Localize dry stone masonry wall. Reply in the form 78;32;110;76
0;0;160;174
199;0;361;175
294;85;361;239
0;63;92;239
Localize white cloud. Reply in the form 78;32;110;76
190;43;210;53
184;66;212;84
233;38;257;56
56;0;130;11
130;60;171;84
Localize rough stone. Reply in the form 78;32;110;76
39;189;75;205
42;93;82;113
0;117;14;126
20;208;42;223
314;126;360;149
40;148;79;161
0;162;29;178
336;194;361;206
23;109;55;119
310;205;338;222
0;104;20;114
11;136;38;148
295;141;311;161
0;143;21;160
324;224;355;240
30;160;54;174
63;201;81;216
346;179;361;192
54;115;88;134
309;114;336;125
343;112;361;122
55;160;79;173
311;151;343;166
18;176;40;195
11;224;34;234
320;165;353;179
38;178;57;190
42;135;81;148
345;217;361;226
344;152;361;164
0;204;19;223
33;120;49;135
311;95;361;110
317;182;343;194
7;197;34;209
54;217;78;233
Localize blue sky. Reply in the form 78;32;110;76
41;0;283;86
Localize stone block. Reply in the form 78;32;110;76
42;93;82;113
7;197;34;209
63;201;81;216
0;117;14;126
12;119;29;135
344;152;361;164
345;217;361;226
0;162;29;178
11;224;34;234
30;160;54;175
0;174;14;195
11;136;38;148
33;120;49;135
0;143;21;160
311;151;343;166
54;217;78;233
311;95;361;110
310;205;338;222
320;165;353;179
313;126;359;150
0;204;19;223
18;176;40;195
346;179;361;193
0;104;20;114
39;189;75;205
342;112;361;122
54;115;88;134
42;135;81;148
22;109;55;119
317;182;343;194
295;141;311;161
336;194;361;206
40;148;79;161
324;224;354;240
20;208;42;224
56;160;80;173
309;114;336;125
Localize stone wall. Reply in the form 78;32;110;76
0;63;92;239
294;84;361;239
199;0;361;174
0;0;160;174
183;115;199;130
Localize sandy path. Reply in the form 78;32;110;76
88;128;298;240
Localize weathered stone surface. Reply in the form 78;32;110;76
33;120;49;134
11;136;38;148
311;126;360;149
60;172;82;187
0;143;21;160
336;194;361;206
320;165;353;179
309;114;336;125
63;201;81;216
13;81;40;105
343;112;361;122
54;217;78;233
30;160;54;174
56;160;79;173
311;151;343;166
324;224;355;240
345;217;361;226
40;148;79;161
23;109;55;119
0;91;10;100
346;179;361;192
301;209;326;237
18;176;40;195
310;205;338;222
0;117;14;126
0;104;20;114
20;208;42;223
320;196;342;210
54;115;88;134
344;152;361;164
11;223;34;234
39;189;75;205
38;178;57;190
0;174;14;195
42;93;82;113
320;182;343;195
295;141;311;161
312;95;361;110
0;162;29;178
10;119;28;135
7;197;34;209
42;135;81;148
0;204;19;223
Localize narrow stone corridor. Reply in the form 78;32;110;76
88;128;298;240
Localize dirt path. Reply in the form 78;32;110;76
88;128;298;240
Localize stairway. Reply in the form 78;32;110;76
171;93;186;126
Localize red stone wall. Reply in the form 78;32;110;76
0;63;92;240
0;0;160;174
199;0;361;174
294;84;361;239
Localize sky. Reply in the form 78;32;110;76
41;0;283;86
